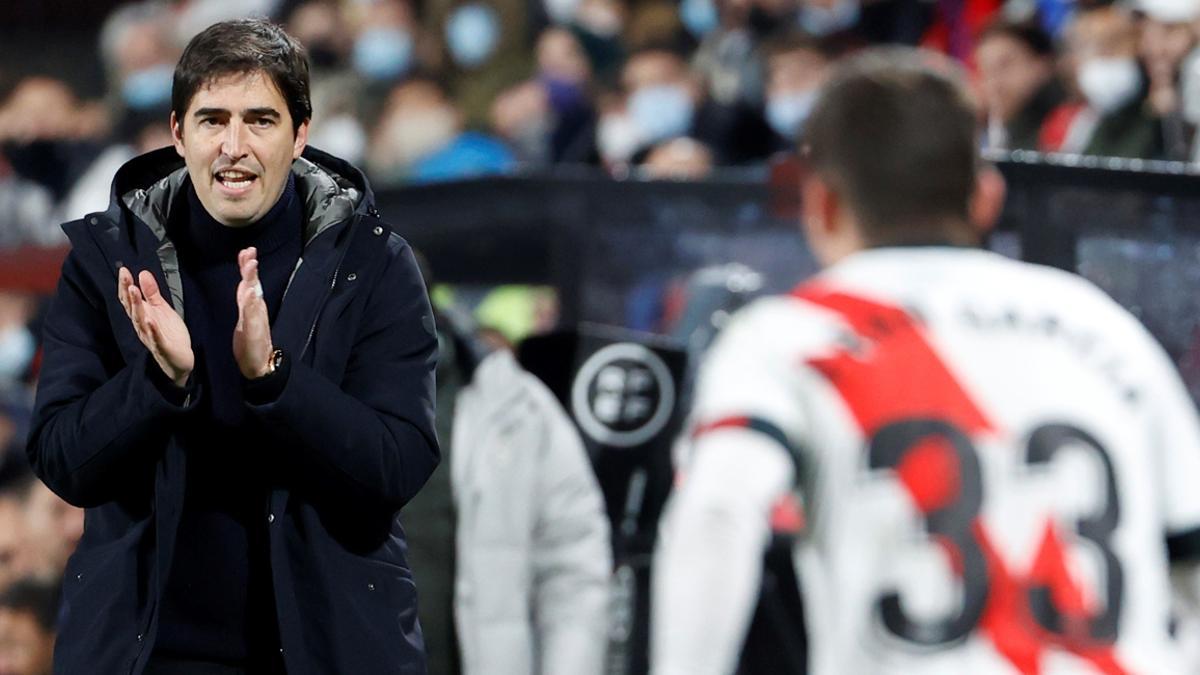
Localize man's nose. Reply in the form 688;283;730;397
222;120;248;159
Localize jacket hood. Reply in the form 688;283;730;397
102;145;375;247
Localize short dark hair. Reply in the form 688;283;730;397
172;19;312;134
802;48;979;244
977;18;1055;58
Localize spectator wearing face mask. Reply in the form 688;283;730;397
428;0;536;128
286;1;371;166
0;78;108;205
350;0;424;91
98;1;178;117
0;294;37;393
1136;0;1200;159
491;28;599;165
762;31;836;152
370;76;515;184
974;19;1063;152
1040;6;1163;159
0;579;58;675
617;45;774;167
0;154;56;251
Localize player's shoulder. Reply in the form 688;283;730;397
978;253;1154;339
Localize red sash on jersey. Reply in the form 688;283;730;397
793;283;1127;675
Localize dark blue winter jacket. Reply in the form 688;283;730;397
27;146;440;674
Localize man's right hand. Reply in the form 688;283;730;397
118;267;194;388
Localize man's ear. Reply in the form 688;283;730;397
292;119;310;160
801;173;839;241
170;111;185;159
970;165;1006;235
801;172;852;266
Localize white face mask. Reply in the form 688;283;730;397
1077;57;1142;115
628;84;695;146
766;89;819;140
309;115;367;167
596;113;642;164
0;325;34;382
1180;49;1200;125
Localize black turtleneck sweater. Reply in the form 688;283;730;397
155;175;302;668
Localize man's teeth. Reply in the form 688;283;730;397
218;171;255;189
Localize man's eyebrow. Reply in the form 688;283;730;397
191;107;281;118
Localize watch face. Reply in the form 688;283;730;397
272;349;284;371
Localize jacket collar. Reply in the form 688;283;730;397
106;145;373;249
84;146;375;356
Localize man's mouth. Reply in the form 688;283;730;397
214;169;258;190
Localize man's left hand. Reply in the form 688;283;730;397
233;247;274;379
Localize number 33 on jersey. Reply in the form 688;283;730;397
680;249;1200;675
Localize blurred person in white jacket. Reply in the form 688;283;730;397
403;300;612;675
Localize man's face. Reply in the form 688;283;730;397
1140;19;1196;79
767;47;830;98
172;71;309;228
0;608;53;675
0;499;28;592
975;35;1052;123
22;483;82;580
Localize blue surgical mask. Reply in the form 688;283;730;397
446;4;500;69
122;64;174;111
628;84;694;146
353;27;414;82
680;0;720;38
766;89;818;140
0;325;34;382
541;75;587;116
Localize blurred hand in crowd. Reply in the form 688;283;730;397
640;137;714;179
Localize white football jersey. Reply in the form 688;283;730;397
677;247;1200;675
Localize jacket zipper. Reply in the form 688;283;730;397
297;214;360;360
299;255;344;359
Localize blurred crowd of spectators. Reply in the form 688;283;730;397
2;0;1200;251
3;0;1200;671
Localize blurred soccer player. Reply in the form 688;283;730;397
652;47;1200;674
